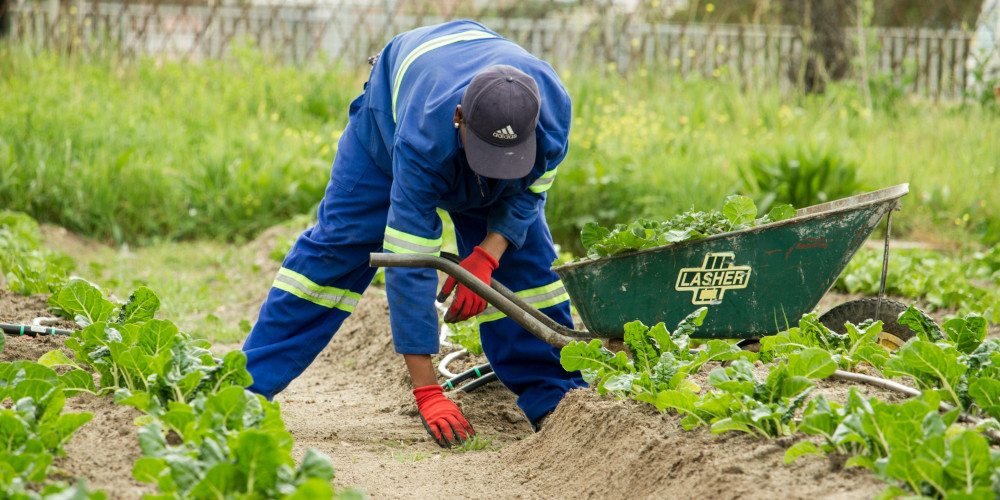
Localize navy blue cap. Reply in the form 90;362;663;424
461;65;540;179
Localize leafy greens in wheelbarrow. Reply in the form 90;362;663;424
577;196;796;261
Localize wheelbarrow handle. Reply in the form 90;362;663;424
369;252;599;348
436;252;597;341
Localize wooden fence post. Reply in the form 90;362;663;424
0;0;10;39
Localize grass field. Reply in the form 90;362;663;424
2;45;999;254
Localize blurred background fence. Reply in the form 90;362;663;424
0;0;993;99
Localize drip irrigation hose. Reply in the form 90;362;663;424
0;323;73;337
437;349;467;379
32;316;61;327
454;372;497;393
435;305;464;378
442;363;494;391
830;369;1000;443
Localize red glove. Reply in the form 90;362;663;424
413;385;474;448
438;246;498;323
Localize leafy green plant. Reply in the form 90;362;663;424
0;354;97;495
445;317;483;356
133;420;341;499
127;384;360;499
787;388;1000;499
767;306;1000;499
703;349;837;438
761;312;890;372
0;211;75;295
45;280;252;407
451;433;501;453
740;143;864;214
560;310;840;439
783;395;863;460
1;479;105;500
560;308;755;402
0;283;105;498
577;196;795;260
885;307;1000;416
41;279;357;499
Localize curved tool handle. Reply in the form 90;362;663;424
370;252;598;348
435;252;594;340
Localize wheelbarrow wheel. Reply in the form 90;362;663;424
819;298;914;350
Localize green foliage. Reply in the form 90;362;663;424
790;388;1000;499
561;308;754;401
0;352;97;496
0;47;357;244
706;349;836;438
450;433;501;453
0;479;105;500
3;49;1000;250
884;308;1000;412
761;312;890;372
0;211;75;295
884;340;967;407
445;317;483;356
43;279;352;499
578;196;795;260
740;143;864;214
769;307;1000;499
131;401;337;500
836;247;1000;323
47;281;251;407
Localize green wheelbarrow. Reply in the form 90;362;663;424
369;183;912;354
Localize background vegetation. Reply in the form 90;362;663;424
1;44;997;254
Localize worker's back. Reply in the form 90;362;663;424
356;20;571;183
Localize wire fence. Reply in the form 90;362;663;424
3;0;978;99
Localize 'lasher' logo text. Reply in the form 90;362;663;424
675;252;752;305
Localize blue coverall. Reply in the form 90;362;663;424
242;20;586;425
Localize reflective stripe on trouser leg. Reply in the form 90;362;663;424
242;121;391;400
476;280;569;324
449;208;587;425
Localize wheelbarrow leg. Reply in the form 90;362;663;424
875;205;898;321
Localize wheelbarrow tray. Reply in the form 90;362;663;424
552;184;909;339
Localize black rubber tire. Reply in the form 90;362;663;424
819;298;915;349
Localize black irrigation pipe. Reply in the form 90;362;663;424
442;362;495;392
454;373;498;393
1;323;73;337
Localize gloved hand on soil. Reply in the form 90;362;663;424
438;246;498;323
413;385;475;448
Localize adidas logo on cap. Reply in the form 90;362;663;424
492;125;517;140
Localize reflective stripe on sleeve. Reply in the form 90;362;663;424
477;280;570;323
392;30;498;122
383;226;442;256
528;168;558;193
272;267;361;313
